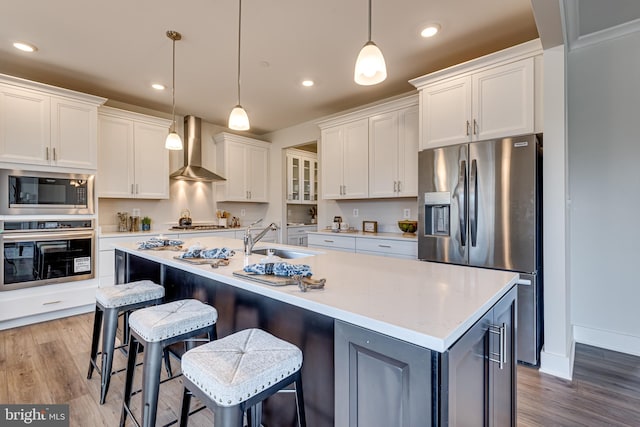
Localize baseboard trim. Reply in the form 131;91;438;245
574;325;640;357
0;304;94;331
539;340;575;380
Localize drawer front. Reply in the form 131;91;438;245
308;234;356;251
356;238;417;257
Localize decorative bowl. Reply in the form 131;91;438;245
398;220;418;235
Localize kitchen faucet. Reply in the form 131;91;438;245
243;218;279;256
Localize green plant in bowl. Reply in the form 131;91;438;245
398;220;418;235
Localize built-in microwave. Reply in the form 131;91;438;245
0;170;94;215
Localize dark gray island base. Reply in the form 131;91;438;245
116;250;516;427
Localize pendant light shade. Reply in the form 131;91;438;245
165;30;183;150
354;0;387;86
229;0;250;130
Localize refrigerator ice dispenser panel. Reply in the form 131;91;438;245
424;191;451;236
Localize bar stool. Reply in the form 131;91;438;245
120;299;218;427
178;328;306;427
87;280;165;404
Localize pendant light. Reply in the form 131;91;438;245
165;30;183;150
354;0;387;86
228;0;250;131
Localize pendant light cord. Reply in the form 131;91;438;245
237;0;242;106
367;0;372;42
171;36;177;131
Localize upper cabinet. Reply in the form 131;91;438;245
318;95;418;200
286;148;318;204
214;132;270;203
368;105;419;198
411;39;543;150
97;106;171;199
0;74;106;171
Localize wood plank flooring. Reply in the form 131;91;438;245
1;313;639;426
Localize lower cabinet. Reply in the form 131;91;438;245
336;285;516;426
335;321;432;426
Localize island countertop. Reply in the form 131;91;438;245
113;236;518;352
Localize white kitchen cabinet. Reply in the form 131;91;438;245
411;40;542;150
286;148;318;204
320;118;368;199
97;106;171;199
0;76;105;170
214;133;270;202
355;237;417;259
287;225;316;247
368;105;419;198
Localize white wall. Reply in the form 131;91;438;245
568;30;640;355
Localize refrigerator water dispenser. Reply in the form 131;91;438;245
424;192;451;236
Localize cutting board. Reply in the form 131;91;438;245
173;256;227;266
232;270;298;286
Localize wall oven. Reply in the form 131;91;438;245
1;219;95;291
0;169;94;215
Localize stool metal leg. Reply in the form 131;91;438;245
120;336;139;427
87;306;103;379
247;402;262;427
179;387;192;427
214;405;244;427
99;307;119;405
140;341;164;427
295;372;307;427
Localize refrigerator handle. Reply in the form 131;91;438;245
458;160;467;247
470;159;478;247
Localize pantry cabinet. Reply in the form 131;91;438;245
368;105;419;198
97;106;171;199
0;75;105;170
286;148;318;204
214;132;270;203
411;39;542;150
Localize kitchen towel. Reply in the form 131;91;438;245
138;237;184;250
179;247;235;259
243;262;312;278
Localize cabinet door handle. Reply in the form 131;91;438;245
489;323;507;369
53;147;57;161
393;181;397;192
466;120;470;136
136;184;139;194
46;147;50;160
398;181;401;193
323;239;334;243
473;119;478;135
378;244;391;248
131;184;135;195
42;300;62;306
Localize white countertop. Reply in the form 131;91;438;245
309;229;418;242
113;236;517;353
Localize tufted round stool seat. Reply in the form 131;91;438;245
87;280;165;404
120;299;218;427
179;328;306;427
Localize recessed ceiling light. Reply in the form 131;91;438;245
151;83;165;90
13;42;37;52
420;24;440;38
302;80;314;87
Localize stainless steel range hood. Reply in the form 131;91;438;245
170;115;226;182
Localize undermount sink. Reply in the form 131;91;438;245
251;248;318;259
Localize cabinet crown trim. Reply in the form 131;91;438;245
98;106;172;127
0;73;107;105
213;132;271;148
410;38;542;89
316;94;418;129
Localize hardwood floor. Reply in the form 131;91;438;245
1;313;639;426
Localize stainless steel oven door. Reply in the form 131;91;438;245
1;230;95;291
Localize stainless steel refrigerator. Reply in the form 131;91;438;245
418;134;542;365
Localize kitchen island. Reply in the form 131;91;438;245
113;236;518;426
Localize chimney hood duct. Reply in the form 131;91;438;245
170;115;226;182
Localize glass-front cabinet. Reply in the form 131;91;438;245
286;148;318;204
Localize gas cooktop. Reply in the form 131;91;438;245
170;224;228;231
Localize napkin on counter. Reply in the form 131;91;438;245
243;262;312;278
179;247;236;259
138;237;184;250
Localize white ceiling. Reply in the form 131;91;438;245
0;0;538;135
